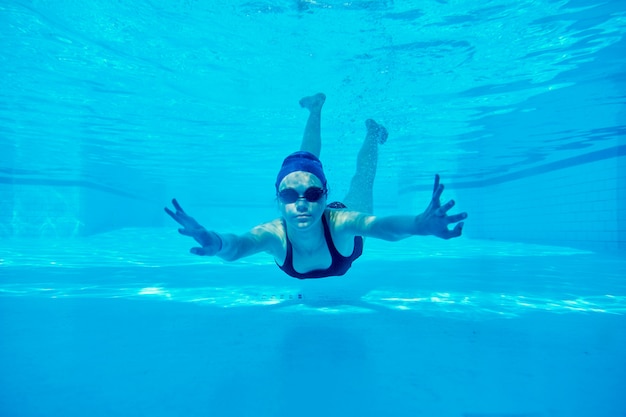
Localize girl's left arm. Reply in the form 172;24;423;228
335;175;467;241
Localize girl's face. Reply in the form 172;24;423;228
277;171;327;231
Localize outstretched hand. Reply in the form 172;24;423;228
164;199;222;256
418;175;467;239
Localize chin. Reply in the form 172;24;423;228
289;216;316;229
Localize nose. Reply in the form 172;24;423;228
295;198;309;212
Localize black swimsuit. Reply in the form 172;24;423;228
277;204;364;279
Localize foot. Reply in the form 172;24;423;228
299;93;326;112
365;119;388;144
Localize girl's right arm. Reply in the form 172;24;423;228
210;221;282;261
165;199;281;260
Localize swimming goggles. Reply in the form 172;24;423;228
277;187;326;204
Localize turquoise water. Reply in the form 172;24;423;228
1;1;625;416
1;235;625;416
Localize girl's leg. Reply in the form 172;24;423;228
298;93;326;158
342;119;388;213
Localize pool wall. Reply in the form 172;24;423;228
2;150;624;254
454;151;626;253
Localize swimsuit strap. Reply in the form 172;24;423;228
277;211;363;279
282;218;294;268
321;214;343;259
282;213;336;267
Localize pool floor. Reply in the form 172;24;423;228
1;277;625;416
1;239;625;417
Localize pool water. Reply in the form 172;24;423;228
1;0;625;416
1;231;625;416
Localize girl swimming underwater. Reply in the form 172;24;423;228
165;93;466;279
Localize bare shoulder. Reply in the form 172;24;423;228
249;218;285;255
327;209;376;236
250;218;285;240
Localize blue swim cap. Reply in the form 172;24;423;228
275;151;327;191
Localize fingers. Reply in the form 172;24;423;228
172;198;185;213
446;212;467;224
164;207;184;225
432;174;440;194
435;199;455;216
167;199;211;255
190;247;208;256
442;222;465;239
178;228;194;236
165;199;186;224
432;181;444;201
165;207;186;227
441;199;455;212
451;222;464;237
